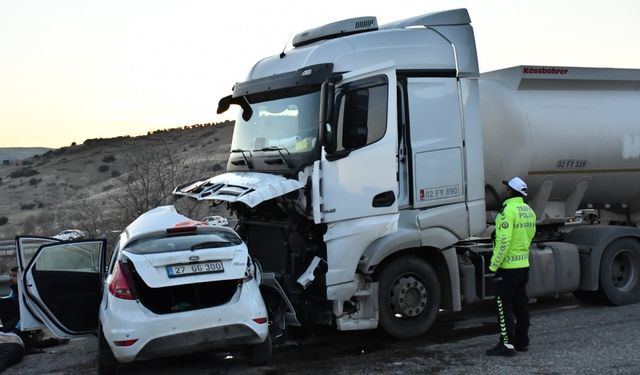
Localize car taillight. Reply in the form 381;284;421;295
113;339;138;347
252;317;268;324
166;225;199;234
108;261;136;300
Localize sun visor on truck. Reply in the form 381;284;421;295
173;172;304;208
232;63;334;100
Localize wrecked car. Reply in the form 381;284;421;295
16;206;270;374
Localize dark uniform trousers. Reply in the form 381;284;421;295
493;267;530;348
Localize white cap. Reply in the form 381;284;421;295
503;177;528;196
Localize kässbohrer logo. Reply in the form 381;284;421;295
523;67;568;75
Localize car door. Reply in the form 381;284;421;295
16;236;106;337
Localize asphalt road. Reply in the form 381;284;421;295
8;295;640;375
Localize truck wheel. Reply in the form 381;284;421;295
599;238;640;306
378;256;440;339
247;333;271;366
98;325;119;375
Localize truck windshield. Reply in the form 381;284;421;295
231;91;320;154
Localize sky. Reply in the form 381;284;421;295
1;0;639;148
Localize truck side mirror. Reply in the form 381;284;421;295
217;95;254;121
319;80;337;153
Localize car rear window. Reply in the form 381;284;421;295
123;231;243;254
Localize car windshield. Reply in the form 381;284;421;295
123;232;243;254
231;91;320;154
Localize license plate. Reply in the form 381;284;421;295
166;261;224;278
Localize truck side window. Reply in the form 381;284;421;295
336;81;388;152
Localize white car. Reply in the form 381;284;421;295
52;229;87;241
201;215;229;226
16;206;270;374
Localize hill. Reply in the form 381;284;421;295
0;121;234;241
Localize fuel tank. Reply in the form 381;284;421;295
479;66;640;223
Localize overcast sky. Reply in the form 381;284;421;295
1;0;639;148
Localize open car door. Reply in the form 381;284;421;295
16;236;106;337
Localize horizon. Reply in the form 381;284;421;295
2;0;639;148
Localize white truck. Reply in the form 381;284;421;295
175;8;640;339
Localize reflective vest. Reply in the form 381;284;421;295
490;197;536;271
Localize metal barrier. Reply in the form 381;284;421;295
0;240;15;256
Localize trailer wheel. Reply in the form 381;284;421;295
378;256;440;339
599;238;640;305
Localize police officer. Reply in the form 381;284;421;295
486;177;536;357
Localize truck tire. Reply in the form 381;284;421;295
247;333;271;366
598;238;640;305
378;256;440;339
98;325;119;375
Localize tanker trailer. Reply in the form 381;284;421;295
458;66;640;307
480;66;640;225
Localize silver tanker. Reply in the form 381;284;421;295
481;66;640;224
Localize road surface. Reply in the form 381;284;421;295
8;295;640;374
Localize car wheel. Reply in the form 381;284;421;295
98;325;119;375
378;255;440;339
247;333;271;366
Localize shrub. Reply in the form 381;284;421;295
9;167;39;178
0;216;8;226
111;170;120;178
29;177;42;186
98;165;110;173
3;160;10;165
20;203;36;210
102;155;116;163
22;160;33;165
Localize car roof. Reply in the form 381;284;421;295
118;206;237;249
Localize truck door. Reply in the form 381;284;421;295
320;67;398;223
407;77;465;208
16;236;106;336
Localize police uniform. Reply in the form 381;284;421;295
487;177;536;356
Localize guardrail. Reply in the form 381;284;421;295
0;240;15;256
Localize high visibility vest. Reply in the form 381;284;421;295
489;197;536;271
